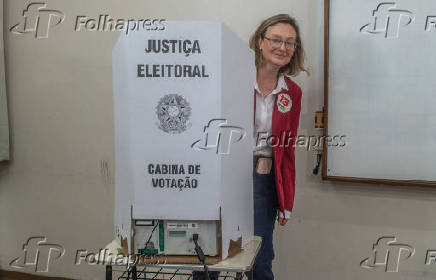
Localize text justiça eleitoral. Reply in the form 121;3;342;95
137;39;209;78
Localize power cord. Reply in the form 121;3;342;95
313;153;322;175
142;220;159;253
126;220;159;279
192;233;210;280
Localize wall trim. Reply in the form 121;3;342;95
0;269;75;280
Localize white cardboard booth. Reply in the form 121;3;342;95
113;21;255;261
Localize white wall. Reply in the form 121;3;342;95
1;0;436;279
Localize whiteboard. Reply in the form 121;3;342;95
325;0;436;183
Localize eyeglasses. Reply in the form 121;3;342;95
263;36;298;50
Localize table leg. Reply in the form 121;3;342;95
244;270;253;280
132;265;137;280
105;265;112;280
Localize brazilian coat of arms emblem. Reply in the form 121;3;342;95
156;94;192;133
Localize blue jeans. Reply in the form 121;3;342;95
193;164;278;280
253;163;278;280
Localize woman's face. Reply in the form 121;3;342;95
258;22;297;68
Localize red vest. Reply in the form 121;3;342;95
254;76;302;216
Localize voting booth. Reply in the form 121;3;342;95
112;21;255;262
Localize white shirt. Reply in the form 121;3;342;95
253;75;291;219
253;75;288;157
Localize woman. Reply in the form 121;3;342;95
249;14;307;280
193;14;306;280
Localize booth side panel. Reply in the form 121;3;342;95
113;36;134;252
219;24;255;259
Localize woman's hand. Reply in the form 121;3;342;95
277;216;288;226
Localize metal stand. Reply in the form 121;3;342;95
105;265;253;280
102;237;260;280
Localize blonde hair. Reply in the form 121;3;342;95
249;14;309;76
